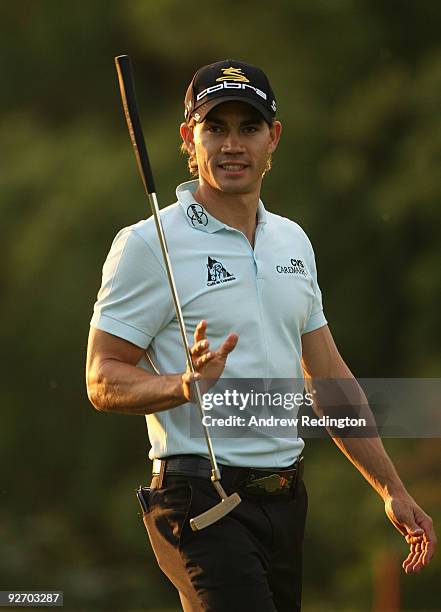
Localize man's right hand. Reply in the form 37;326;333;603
182;320;238;402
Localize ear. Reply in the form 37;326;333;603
180;122;195;153
268;120;282;154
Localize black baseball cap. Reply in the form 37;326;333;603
184;59;277;125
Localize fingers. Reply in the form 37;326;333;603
194;320;207;344
404;514;437;571
422;534;435;567
190;325;238;372
181;370;203;402
405;529;424;543
403;540;423;574
403;538;429;574
218;333;239;358
418;516;437;564
195;351;215;369
402;516;437;573
200;332;237;366
386;499;436;574
190;334;213;371
192;324;238;363
191;339;209;358
182;371;201;386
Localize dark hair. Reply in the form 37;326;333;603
180;116;274;177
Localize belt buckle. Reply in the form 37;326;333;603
244;472;294;496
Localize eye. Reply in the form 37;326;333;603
242;125;259;134
207;125;223;134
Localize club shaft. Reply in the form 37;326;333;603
147;192;221;480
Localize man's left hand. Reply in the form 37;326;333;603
384;494;437;574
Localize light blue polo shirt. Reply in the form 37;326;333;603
90;179;327;467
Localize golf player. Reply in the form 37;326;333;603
86;60;436;611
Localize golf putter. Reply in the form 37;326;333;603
114;55;241;531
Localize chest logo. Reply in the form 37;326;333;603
187;204;208;227
207;257;236;286
276;258;307;276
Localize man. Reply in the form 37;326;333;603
86;60;436;611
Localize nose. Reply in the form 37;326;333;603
220;131;245;154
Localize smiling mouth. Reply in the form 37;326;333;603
219;163;248;172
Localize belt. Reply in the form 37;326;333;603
151;454;304;497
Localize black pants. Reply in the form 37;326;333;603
139;469;308;612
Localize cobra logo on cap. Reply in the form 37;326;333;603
216;67;250;83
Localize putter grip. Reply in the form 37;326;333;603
114;55;156;194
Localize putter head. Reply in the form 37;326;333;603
189;492;241;531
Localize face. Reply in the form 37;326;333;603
180;101;282;195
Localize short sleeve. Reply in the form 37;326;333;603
303;240;327;334
90;228;173;348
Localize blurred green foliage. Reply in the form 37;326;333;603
1;1;440;610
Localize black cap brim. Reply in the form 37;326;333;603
191;96;274;125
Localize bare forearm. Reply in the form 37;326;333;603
88;359;186;415
331;435;408;501
308;374;408;501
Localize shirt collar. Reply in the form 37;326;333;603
176;179;268;233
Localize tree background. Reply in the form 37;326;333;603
1;1;440;610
